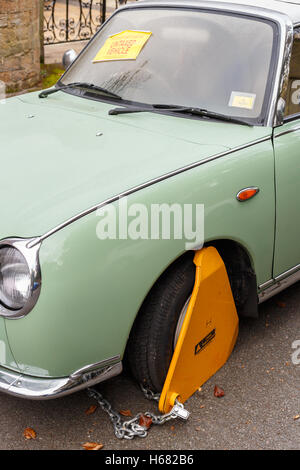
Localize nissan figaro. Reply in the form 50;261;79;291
0;0;299;399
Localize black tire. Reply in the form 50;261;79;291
126;252;195;392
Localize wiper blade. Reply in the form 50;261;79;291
109;104;251;126
178;107;252;127
109;104;181;115
39;82;122;100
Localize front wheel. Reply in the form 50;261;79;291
126;252;195;392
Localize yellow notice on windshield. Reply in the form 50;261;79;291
92;30;152;63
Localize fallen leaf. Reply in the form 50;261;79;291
119;409;132;417
277;301;286;308
286;362;290;366
214;385;225;398
85;405;97;415
139;414;152;429
82;442;104;451
23;428;37;440
293;415;300;421
195;426;201;431
200;405;205;409
170;425;175;431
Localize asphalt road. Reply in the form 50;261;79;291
0;283;299;450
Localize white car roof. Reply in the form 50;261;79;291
136;0;300;24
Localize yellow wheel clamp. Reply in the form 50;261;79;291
159;247;239;414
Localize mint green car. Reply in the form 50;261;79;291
0;0;299;399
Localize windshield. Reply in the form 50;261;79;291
61;7;278;125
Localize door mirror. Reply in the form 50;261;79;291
62;49;78;70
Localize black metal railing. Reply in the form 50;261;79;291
43;0;135;45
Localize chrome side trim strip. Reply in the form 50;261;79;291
276;263;300;282
258;264;300;303
0;357;122;400
70;355;120;379
28;136;271;248
258;279;275;290
275;125;300;138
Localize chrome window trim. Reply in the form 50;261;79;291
0;238;41;319
27;135;271;248
274;17;293;126
276;26;300;125
258;264;300;303
0;356;122;400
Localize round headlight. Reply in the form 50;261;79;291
0;247;31;310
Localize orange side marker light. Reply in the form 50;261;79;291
237;187;259;202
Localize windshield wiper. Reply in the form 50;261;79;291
109;104;251;126
39;82;122;100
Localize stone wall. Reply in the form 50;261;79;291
0;0;40;92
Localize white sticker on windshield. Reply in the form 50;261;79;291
229;92;256;110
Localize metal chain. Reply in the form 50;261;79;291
140;384;161;402
87;385;190;440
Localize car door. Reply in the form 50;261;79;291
273;35;300;278
273;121;300;277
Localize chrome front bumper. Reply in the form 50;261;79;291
0;356;122;400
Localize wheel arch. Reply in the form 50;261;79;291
124;238;258;374
131;239;258;333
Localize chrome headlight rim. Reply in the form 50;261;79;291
0;238;41;319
